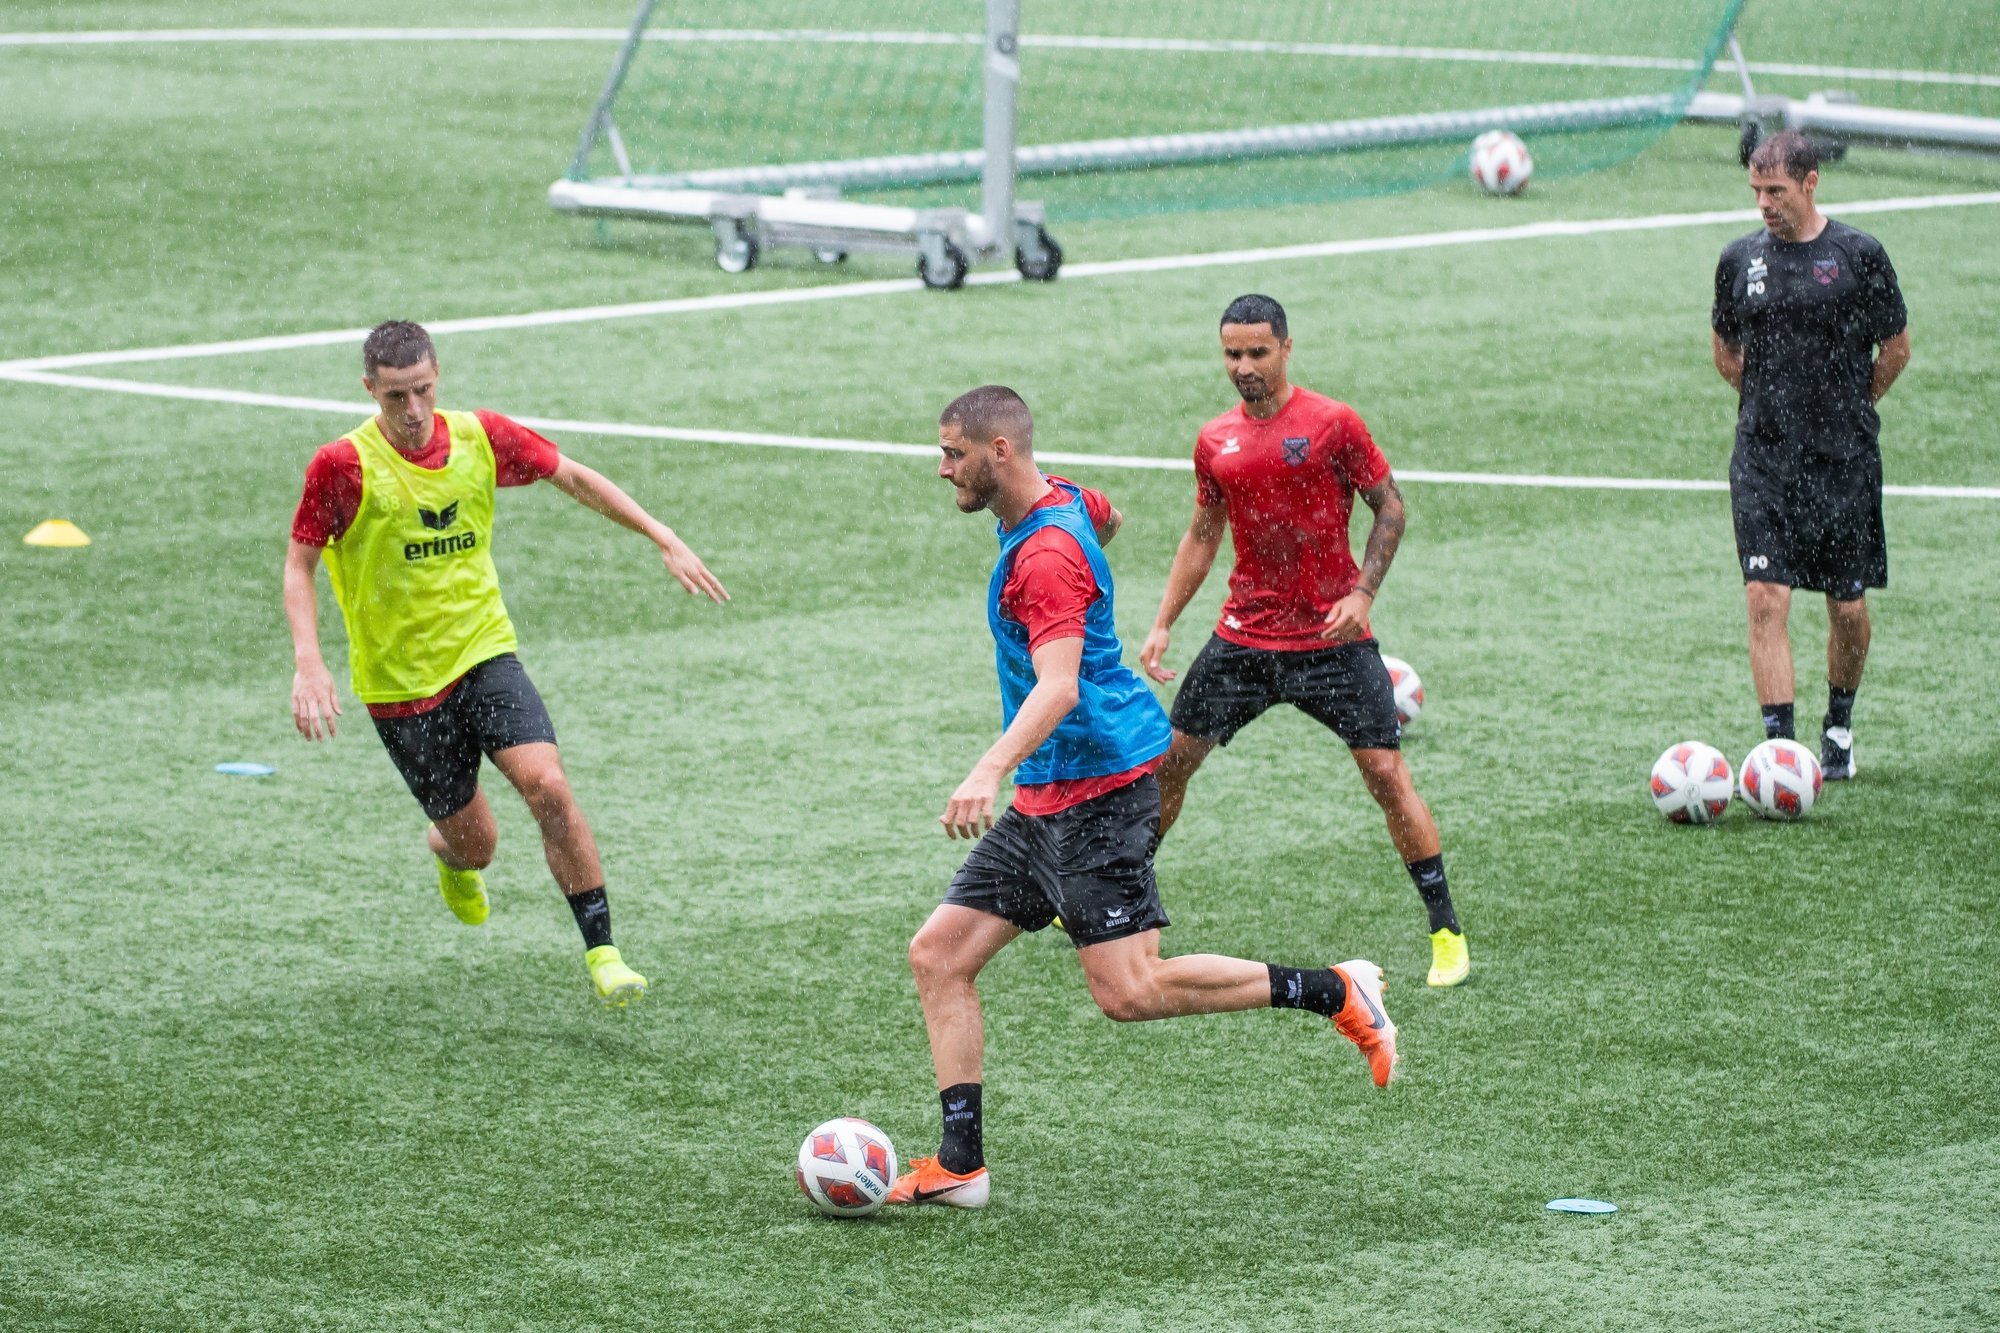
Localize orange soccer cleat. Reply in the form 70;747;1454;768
886;1155;991;1209
1331;960;1399;1087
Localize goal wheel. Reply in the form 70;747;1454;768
715;230;759;274
813;247;848;265
918;241;969;290
1014;226;1062;282
1737;119;1762;167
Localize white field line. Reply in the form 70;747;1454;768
1;26;1996;89
2;367;1993;500
6;191;1999;377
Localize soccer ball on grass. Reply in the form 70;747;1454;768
1470;131;1533;195
1737;739;1823;821
795;1117;897;1217
1380;654;1424;725
1649;741;1734;824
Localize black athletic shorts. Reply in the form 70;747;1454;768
1730;450;1886;600
1169;634;1402;750
945;774;1169;948
371;653;558;820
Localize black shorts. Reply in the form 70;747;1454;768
945;774;1170;948
371;654;558;820
1169;635;1402;750
1730;450;1886;600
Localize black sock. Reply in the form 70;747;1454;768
566;886;613;951
1761;702;1795;740
1826;684;1857;732
1406;854;1459;934
1267;965;1346;1017
937;1082;984;1174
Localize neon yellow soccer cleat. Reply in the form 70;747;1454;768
586;945;648;1008
1427;928;1470;988
436;858;489;926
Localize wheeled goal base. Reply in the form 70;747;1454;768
547;179;1061;290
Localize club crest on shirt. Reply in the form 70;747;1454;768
1281;436;1310;466
1813;258;1840;285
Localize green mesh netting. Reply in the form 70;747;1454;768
574;0;1752;220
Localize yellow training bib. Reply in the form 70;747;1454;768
322;410;518;703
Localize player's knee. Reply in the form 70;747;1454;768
907;928;962;985
1745;583;1790;622
517;771;576;823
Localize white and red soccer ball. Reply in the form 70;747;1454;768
795;1117;897;1217
1380;654;1424;726
1470;131;1533;196
1738;738;1823;821
1649;741;1734;824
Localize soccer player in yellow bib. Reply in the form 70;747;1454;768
283;322;728;1006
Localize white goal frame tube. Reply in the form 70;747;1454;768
626;93;1682;194
978;0;1021;253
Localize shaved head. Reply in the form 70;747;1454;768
940;385;1033;453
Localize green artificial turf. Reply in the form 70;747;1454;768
3;7;1999;1331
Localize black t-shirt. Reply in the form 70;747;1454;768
1712;218;1907;467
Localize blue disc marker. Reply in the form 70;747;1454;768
215;762;276;777
1546;1198;1617;1215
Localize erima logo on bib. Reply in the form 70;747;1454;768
418;501;460;530
404;529;479;562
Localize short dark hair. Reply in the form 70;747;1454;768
1748;130;1820;183
363;321;436;376
1220;294;1287;339
940;385;1033;452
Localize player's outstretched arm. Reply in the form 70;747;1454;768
1872;328;1911;403
941;637;1084;840
1096;505;1124;546
1323;476;1404;642
283;539;342;741
1712;331;1745;393
1140;501;1227;682
546;456;729;603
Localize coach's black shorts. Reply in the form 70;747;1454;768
371;653;558;820
1169;634;1402;750
1730;450;1886;600
945;774;1169;948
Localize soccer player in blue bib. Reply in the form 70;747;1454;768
887;386;1397;1210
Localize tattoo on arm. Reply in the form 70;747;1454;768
1356;478;1405;598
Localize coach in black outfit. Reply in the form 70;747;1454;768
1711;130;1910;781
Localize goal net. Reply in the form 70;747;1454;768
566;0;1748;223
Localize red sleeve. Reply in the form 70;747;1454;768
291;441;362;546
1332;406;1390;491
1043;475;1112;530
476;410;561;486
1194;434;1224;507
1000;530;1099;653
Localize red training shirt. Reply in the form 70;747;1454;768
1194;387;1391;651
291;411;562;718
999;478;1160;817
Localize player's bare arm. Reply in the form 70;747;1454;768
1096;505;1124;546
546;455;730;603
1712;331;1745;392
1323;476;1403;642
941;636;1084;840
1871;327;1911;402
1140;500;1228;682
282;539;342;741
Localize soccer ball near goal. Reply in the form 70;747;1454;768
795;1117;897;1218
1649;741;1734;824
1380;654;1424;726
1737;739;1823;821
1469;131;1534;195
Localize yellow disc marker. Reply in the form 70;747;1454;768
23;520;91;548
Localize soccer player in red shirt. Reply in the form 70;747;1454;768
284;321;728;1006
1139;295;1470;989
887;386;1396;1210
